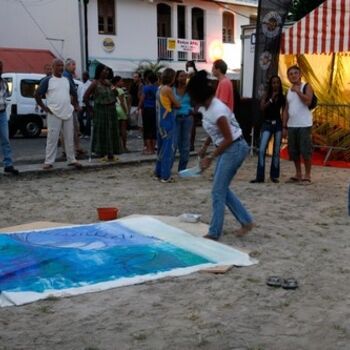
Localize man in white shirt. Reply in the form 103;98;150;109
77;71;92;138
282;65;314;183
35;59;82;170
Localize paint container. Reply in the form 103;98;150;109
97;207;119;221
178;213;201;223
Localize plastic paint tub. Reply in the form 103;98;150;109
97;207;118;221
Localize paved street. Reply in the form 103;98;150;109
9;127;207;168
10;129;142;165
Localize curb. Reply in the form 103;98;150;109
3;152;200;177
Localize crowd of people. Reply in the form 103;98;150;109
0;57;319;240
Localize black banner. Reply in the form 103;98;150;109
253;0;292;100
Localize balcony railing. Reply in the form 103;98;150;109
158;37;206;61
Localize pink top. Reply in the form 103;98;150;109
215;76;234;112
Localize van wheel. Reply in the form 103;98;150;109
21;120;42;138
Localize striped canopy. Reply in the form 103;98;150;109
281;0;350;55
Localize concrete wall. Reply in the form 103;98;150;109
0;0;83;75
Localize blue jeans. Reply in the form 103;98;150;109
0;110;13;168
209;139;253;238
175;114;193;171
256;121;282;181
155;111;176;180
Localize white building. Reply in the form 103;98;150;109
0;0;83;71
0;0;257;79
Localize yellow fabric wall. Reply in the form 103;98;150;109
279;54;350;105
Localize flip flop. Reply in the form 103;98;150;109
281;278;298;290
266;276;283;287
42;164;53;170
301;178;312;184
285;176;301;183
203;234;219;241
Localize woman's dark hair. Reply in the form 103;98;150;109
106;67;114;81
186;70;215;104
94;63;106;80
161;68;176;85
266;75;285;108
266;75;283;98
174;70;186;88
147;71;158;84
111;75;122;84
143;69;152;82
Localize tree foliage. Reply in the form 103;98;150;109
136;60;167;78
288;0;326;21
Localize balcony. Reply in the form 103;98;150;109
158;37;206;61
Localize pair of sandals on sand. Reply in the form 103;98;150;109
286;176;312;184
266;276;298;290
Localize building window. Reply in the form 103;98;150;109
157;3;171;37
178;5;186;39
223;12;234;43
98;0;115;35
192;7;204;40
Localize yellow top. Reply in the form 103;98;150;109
159;89;172;112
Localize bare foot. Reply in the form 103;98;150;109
234;223;256;237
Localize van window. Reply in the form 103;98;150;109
3;78;13;96
20;79;40;98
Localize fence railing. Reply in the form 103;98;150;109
312;104;350;163
313;104;350;129
157;37;205;61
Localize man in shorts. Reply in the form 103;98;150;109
282;65;314;183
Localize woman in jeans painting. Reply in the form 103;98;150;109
187;71;255;240
251;75;286;183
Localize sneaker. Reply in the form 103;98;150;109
160;177;175;183
4;166;19;175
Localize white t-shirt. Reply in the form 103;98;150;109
39;76;74;120
77;80;92;107
199;97;242;146
286;83;313;127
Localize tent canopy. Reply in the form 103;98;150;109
0;48;56;73
281;0;350;55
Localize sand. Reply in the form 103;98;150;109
0;156;349;350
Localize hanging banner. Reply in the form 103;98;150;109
167;38;200;53
252;0;292;100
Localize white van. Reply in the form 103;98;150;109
3;73;83;138
3;73;46;138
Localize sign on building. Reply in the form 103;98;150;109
167;38;200;54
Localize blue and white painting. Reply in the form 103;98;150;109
0;216;257;306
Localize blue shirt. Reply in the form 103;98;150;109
173;87;192;116
143;85;158;109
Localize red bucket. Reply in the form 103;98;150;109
97;207;118;221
